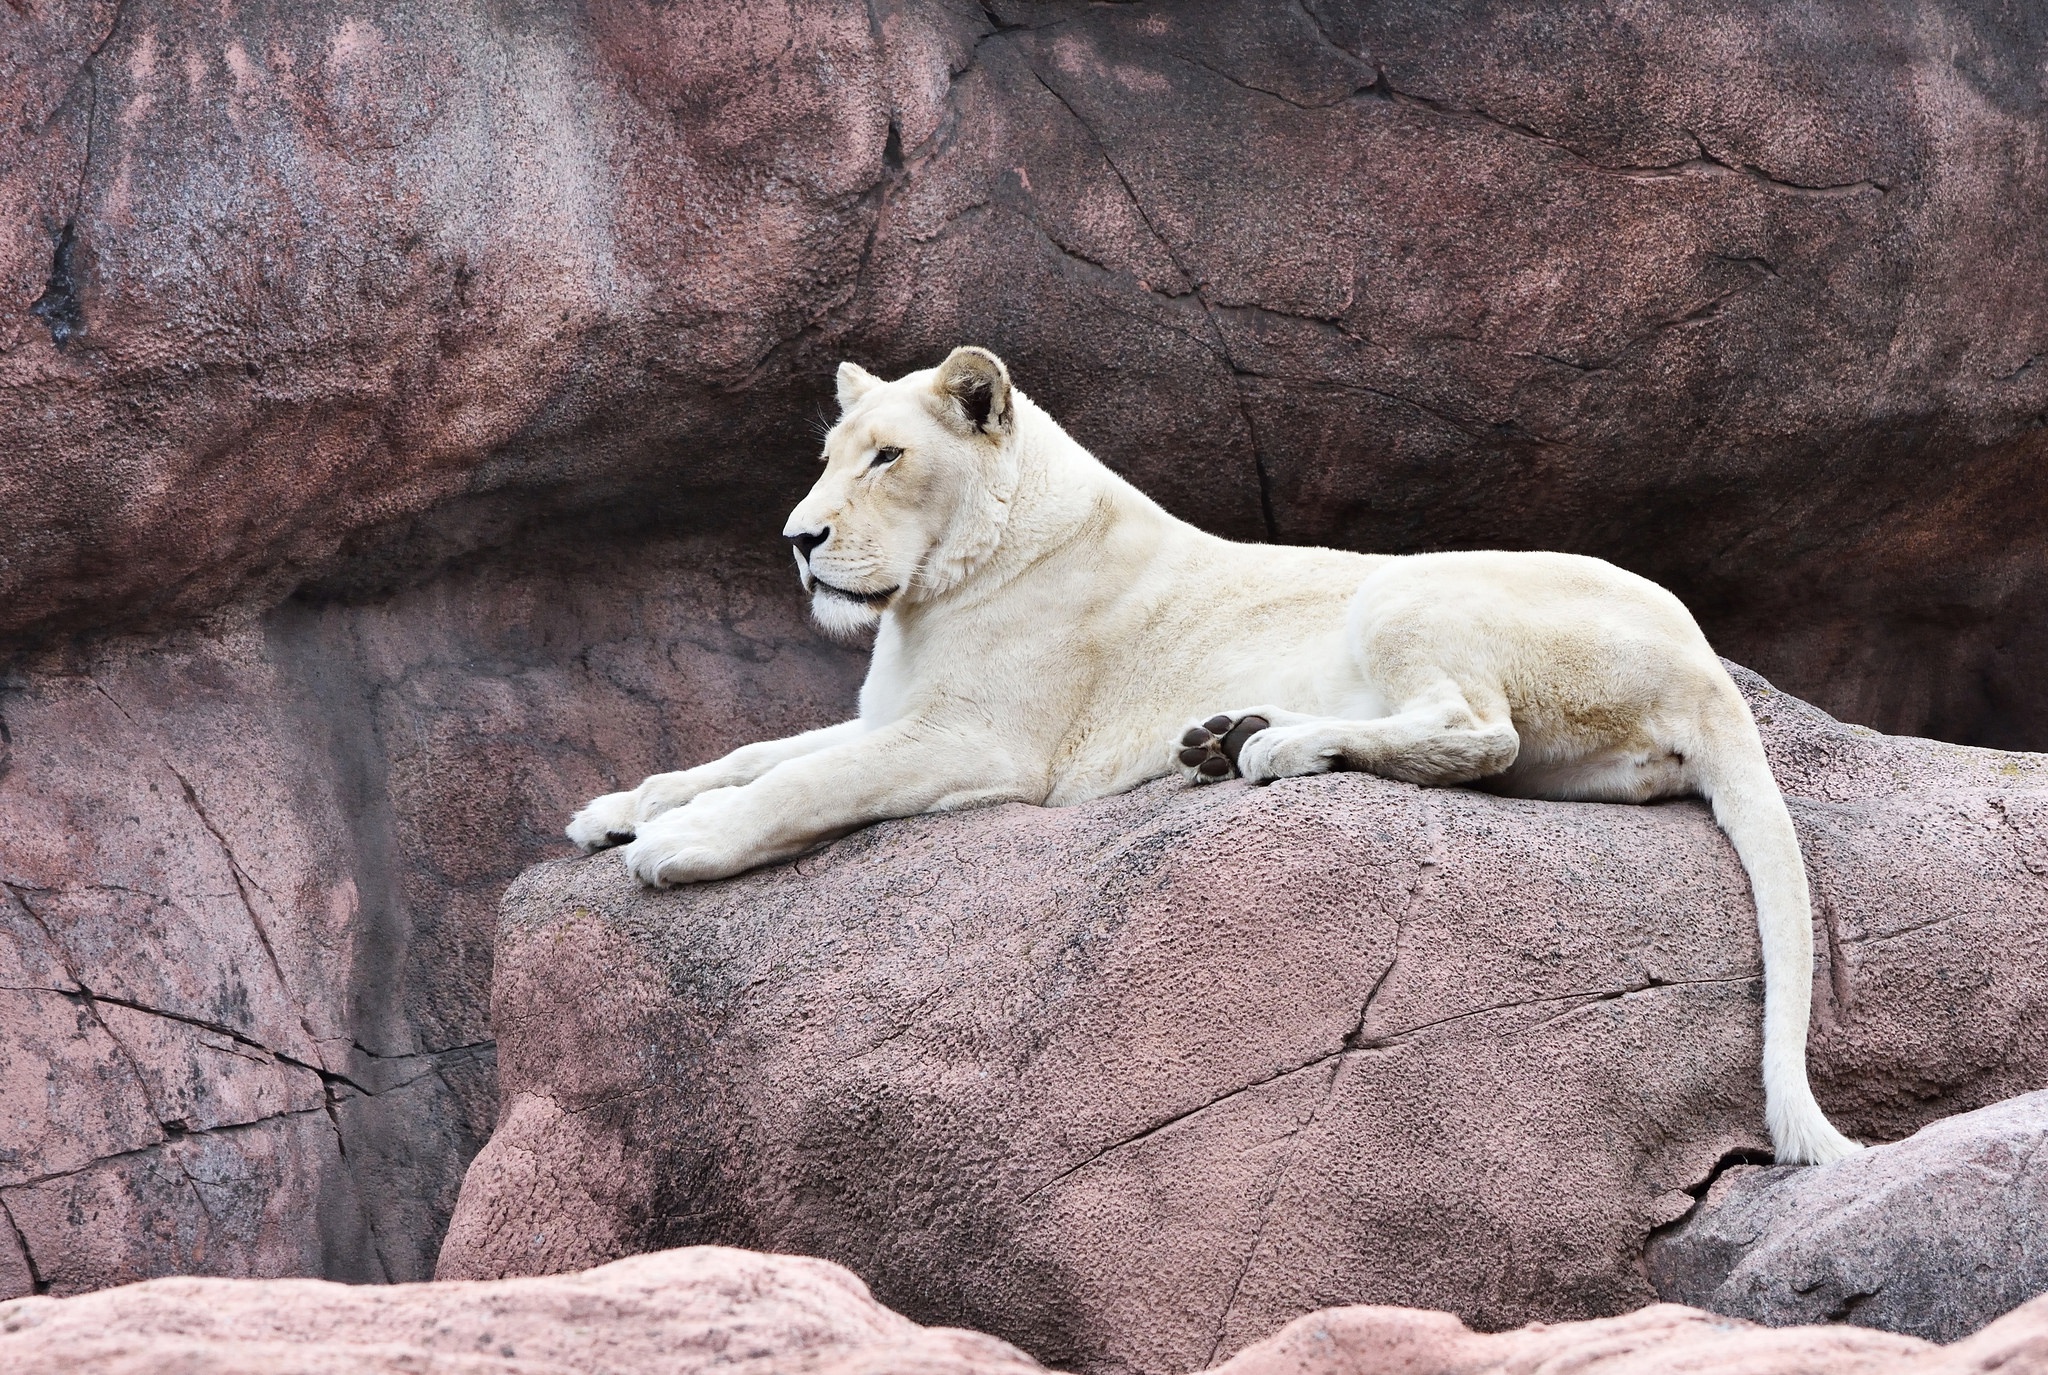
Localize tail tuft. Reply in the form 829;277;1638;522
1770;1109;1863;1166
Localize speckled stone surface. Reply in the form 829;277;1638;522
1650;1090;2048;1342
6;1245;2045;1375
442;668;2048;1374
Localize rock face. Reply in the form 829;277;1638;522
0;536;865;1292
5;1;2048;747
440;669;2048;1375
1649;1090;2048;1342
0;1245;1049;1375
4;1244;2045;1375
1214;1296;2048;1375
9;0;2048;1299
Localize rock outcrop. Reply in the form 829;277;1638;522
7;1;2048;749
5;1245;2046;1375
0;1246;1049;1375
9;0;2048;1296
0;538;864;1292
1649;1090;2048;1342
1216;1295;2048;1375
439;669;2048;1374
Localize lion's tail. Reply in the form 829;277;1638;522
1691;700;1862;1166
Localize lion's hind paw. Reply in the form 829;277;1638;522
1176;712;1271;783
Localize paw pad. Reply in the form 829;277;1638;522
1179;714;1270;780
602;830;635;848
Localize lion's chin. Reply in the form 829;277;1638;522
809;588;888;639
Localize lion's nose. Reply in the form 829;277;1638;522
787;527;829;560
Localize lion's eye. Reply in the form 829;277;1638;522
869;446;902;469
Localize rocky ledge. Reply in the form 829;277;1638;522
4;1245;2045;1375
437;668;2048;1374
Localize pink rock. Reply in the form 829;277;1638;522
0;1;2045;749
441;668;2048;1374
1211;1294;2048;1375
3;1245;2045;1375
1648;1090;2048;1340
0;1246;1050;1375
0;540;863;1293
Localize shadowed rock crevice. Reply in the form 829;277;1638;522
27;221;82;350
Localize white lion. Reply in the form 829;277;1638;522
568;346;1861;1165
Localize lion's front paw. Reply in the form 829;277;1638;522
620;803;746;887
1175;712;1271;784
566;789;641;852
633;769;710;826
1236;725;1342;784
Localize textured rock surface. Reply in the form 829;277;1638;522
0;1245;1049;1375
9;0;2048;1298
6;1245;2045;1375
4;0;2048;739
441;668;2048;1374
1212;1296;2048;1375
0;535;864;1292
1648;1090;2048;1342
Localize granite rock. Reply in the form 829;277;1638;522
5;1245;2045;1375
1649;1090;2048;1342
439;669;2048;1374
5;0;2048;742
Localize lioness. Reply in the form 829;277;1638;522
569;346;1860;1166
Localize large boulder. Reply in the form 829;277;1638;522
0;1246;1048;1375
439;669;2048;1374
8;0;2048;1297
4;2;2048;750
1648;1090;2048;1342
1215;1295;2048;1375
5;1243;2046;1375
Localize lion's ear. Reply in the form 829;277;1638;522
836;361;882;411
930;346;1013;437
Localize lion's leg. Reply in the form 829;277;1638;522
619;720;1033;886
566;719;867;852
1242;688;1520;786
1179;689;1519;788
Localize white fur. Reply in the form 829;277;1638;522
566;347;1862;1166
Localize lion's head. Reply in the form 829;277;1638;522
784;346;1021;637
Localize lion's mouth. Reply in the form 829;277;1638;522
811;576;898;607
